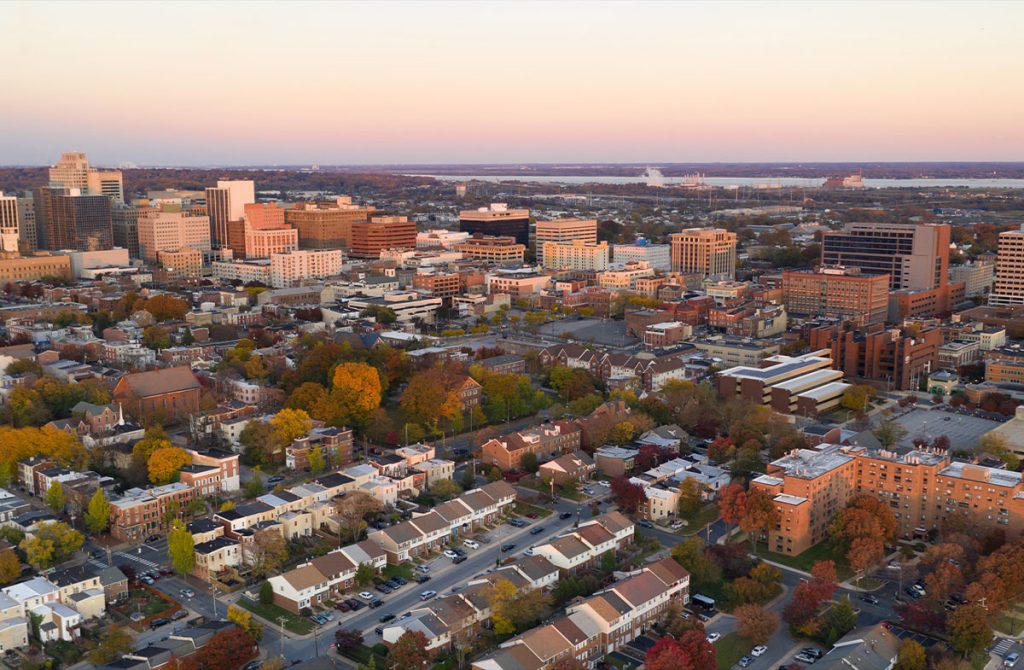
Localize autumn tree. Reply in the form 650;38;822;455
335;491;384;545
645;635;697;670
734;604;779;645
285;382;329;416
671;536;721;585
246;528;288;577
489;578;549;634
179;627;256;670
429;479;461;501
85;487;111;534
609;476;647;514
548;366;597;402
148;447;191;485
400;367;464;434
168;519;195;576
330;362;383;430
334;628;364;653
45;481;66;513
227;604;264;642
270;408;312;447
718;482;747;539
20;520;83;569
86;626;134;665
871;418;908;450
132;426;173;462
946;605;991;658
738;488;780;554
894;639;927;670
0;551;20;585
841;385;875;412
389;630;431;670
707;436;736;464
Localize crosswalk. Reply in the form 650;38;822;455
115;551;161;569
994;638;1014;656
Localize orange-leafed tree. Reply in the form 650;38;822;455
147;447;190;485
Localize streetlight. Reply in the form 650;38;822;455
277;616;286;658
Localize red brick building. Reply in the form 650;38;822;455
113;366;201;423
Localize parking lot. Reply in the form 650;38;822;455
853;407;1002;452
886;622;941;649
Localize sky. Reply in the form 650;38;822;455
2;0;1023;166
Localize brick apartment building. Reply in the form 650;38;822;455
109;483;194;542
806;320;942;391
717;351;850;417
480;421;581;471
349;216;417;258
752;443;1024;556
782;267;890;326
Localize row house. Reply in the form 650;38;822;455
286;426;355;471
267;541;387;614
188;401;259;446
472;557;689;670
186;448;241;493
193;537;242;583
531;512;634;574
538;451;596;486
368;481;517;564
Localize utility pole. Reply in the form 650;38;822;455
278;616;286;658
211;587;218;618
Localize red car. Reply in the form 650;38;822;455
336;601;351;612
525;513;538;519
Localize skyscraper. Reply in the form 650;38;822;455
33;187;113;251
16;196;36;253
137;203;211;262
0;193;19;254
112;203;140;259
670;228;737;279
48;151;123;203
459;204;530;246
820;222;950;291
205;186;230;249
218;180;255;221
989;225;1024;306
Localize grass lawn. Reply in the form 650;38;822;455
680;504;720;533
384;564;414;580
763;543;853;581
715;632;749;670
514;501;553;518
237;597;314;635
995;603;1024;635
970;650;990;670
337;644;388;666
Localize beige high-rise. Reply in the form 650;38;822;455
990;225;1024;306
137;203;211;262
670;228;737;279
535;218;598;246
49;152;123;203
0;193;19;254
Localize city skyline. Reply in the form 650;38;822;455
2;0;1023;165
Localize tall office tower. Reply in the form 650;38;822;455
349;216;417;258
820;222;950;291
459;203;530;246
670;228;737;279
243;202;285;229
48;152;90;191
16;196;36;253
136;203;211;262
33;187;113;251
534;218;598;246
989;225;1024;306
205;186;230;248
48;151;124;203
286;198;374;249
0;193;19;254
218;180;255;221
112;203;140;259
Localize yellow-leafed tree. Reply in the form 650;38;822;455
148;447;191;485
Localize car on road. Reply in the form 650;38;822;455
145;535;161;544
172;609;189;621
452;555;467;564
180;588;196;598
374;626;384;636
415;575;432;584
141;576;154;585
358;591;374;600
706;633;720;643
91;549;105;559
738;656;754;668
420;590;437;601
559;512;573;520
463;540;480;550
859;594;879;605
150;617;170;629
1005;652;1020;667
751;645;768;657
443;549;459;559
529;526;545;535
378;613;395;623
267;476;285;484
500;543;516;553
638;520;654;528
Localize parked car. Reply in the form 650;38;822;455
738;656;754;668
267;476;285;484
752;645;768;657
375;584;392;594
706;633;720;643
383;579;400;589
795;653;818;664
801;648;824;659
374;626;384;636
530;526;545;535
150;617;170;629
524;546;535;557
638;520;654;528
598;480;611;487
452;555;467;564
1005;652;1020;667
180;588;195;598
337;601;351;612
145;535;161;544
378;613;395;623
347;599;363;610
525;513;538;519
368;599;383;608
670;520;685;530
420;590;437;601
398;612;411;620
141;576;154;585
358;591;374;600
559;512;573;520
443;549;459;559
463;540;480;550
392;576;407;586
582;488;594;495
415;564;430;573
171;609;189;621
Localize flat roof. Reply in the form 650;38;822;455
797;380;852;402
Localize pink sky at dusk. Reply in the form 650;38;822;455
2;0;1023;165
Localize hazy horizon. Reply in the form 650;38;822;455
4;1;1023;166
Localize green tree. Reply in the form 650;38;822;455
520;452;539;473
245;466;265;497
823;596;858;645
20;521;83;569
355;562;376;587
259;581;274;605
308;445;326;473
429;479;462;501
85;487;110;534
871;418;908;450
947;605;991;658
45;481;66;513
86;626;134;665
168;519;195;576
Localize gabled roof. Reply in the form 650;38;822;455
459;489;496;512
645;556;690;587
433;499;473;523
610;571;666;608
576;523;615;548
310;551;357;578
409;511;448;535
479;480;516;501
281;564;328;591
116;366;199;397
519;625;572;662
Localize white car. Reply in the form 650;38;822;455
359;592;374;600
751;645;768;657
524;546;536;557
670;520;686;530
706;633;721;643
420;590;437;601
463;540;480;550
443;549;459;559
598;480;611;487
